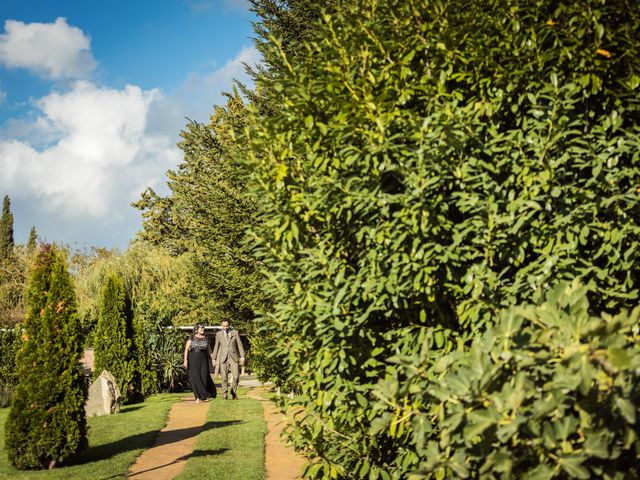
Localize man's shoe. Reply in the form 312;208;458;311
223;393;228;400
231;391;238;400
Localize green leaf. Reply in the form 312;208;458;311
607;347;631;369
557;455;590;479
615;397;636;424
523;464;555;480
583;431;609;459
464;409;496;438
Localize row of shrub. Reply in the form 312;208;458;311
2;243;192;470
239;0;640;478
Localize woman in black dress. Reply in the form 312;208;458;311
183;323;217;403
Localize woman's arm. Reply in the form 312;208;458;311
183;339;191;368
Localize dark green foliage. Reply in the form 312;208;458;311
243;0;640;477
147;326;188;392
0;327;21;407
26;227;37;253
133;189;187;256
134;93;268;329
376;282;640;479
93;274;138;403
134;314;157;398
248;326;292;390
0;196;14;261
5;245;87;470
248;0;336;116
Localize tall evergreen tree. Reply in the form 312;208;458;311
26;227;37;253
0;195;14;260
5;245;87;469
134;92;267;328
93;274;137;403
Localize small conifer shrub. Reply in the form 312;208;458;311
5;245;87;469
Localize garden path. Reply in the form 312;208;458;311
127;397;209;480
246;387;306;480
127;380;305;480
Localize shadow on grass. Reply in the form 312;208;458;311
69;420;244;466
92;449;229;480
119;405;144;413
201;419;243;431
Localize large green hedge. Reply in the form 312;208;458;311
244;0;640;477
4;245;87;470
374;281;640;479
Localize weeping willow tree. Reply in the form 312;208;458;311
74;242;190;398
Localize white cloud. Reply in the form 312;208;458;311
0;88;5;104
0;45;260;248
0;17;96;79
0;81;180;221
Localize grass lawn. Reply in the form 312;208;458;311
0;393;183;480
177;387;266;480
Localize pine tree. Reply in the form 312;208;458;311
26;227;37;253
5;245;87;469
93;274;137;403
0;195;14;260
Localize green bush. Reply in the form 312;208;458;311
0;327;20;403
134;313;157;398
244;0;640;477
93;274;138;403
4;245;87;470
147;326;188;392
248;326;294;391
374;281;640;479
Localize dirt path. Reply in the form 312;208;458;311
127;384;305;480
127;397;210;480
246;388;306;480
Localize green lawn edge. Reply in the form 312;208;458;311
0;392;183;480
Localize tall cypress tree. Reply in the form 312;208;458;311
5;245;87;469
26;227;37;253
0;195;14;260
93;274;137;403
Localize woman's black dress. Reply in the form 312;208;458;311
188;336;216;400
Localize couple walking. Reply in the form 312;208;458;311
182;319;245;402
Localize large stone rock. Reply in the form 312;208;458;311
85;370;121;417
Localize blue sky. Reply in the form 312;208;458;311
0;0;258;249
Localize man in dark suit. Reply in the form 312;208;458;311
212;319;245;399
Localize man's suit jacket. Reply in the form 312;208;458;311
212;328;245;365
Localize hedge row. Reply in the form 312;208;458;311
244;0;640;477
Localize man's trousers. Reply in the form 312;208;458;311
220;360;240;396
